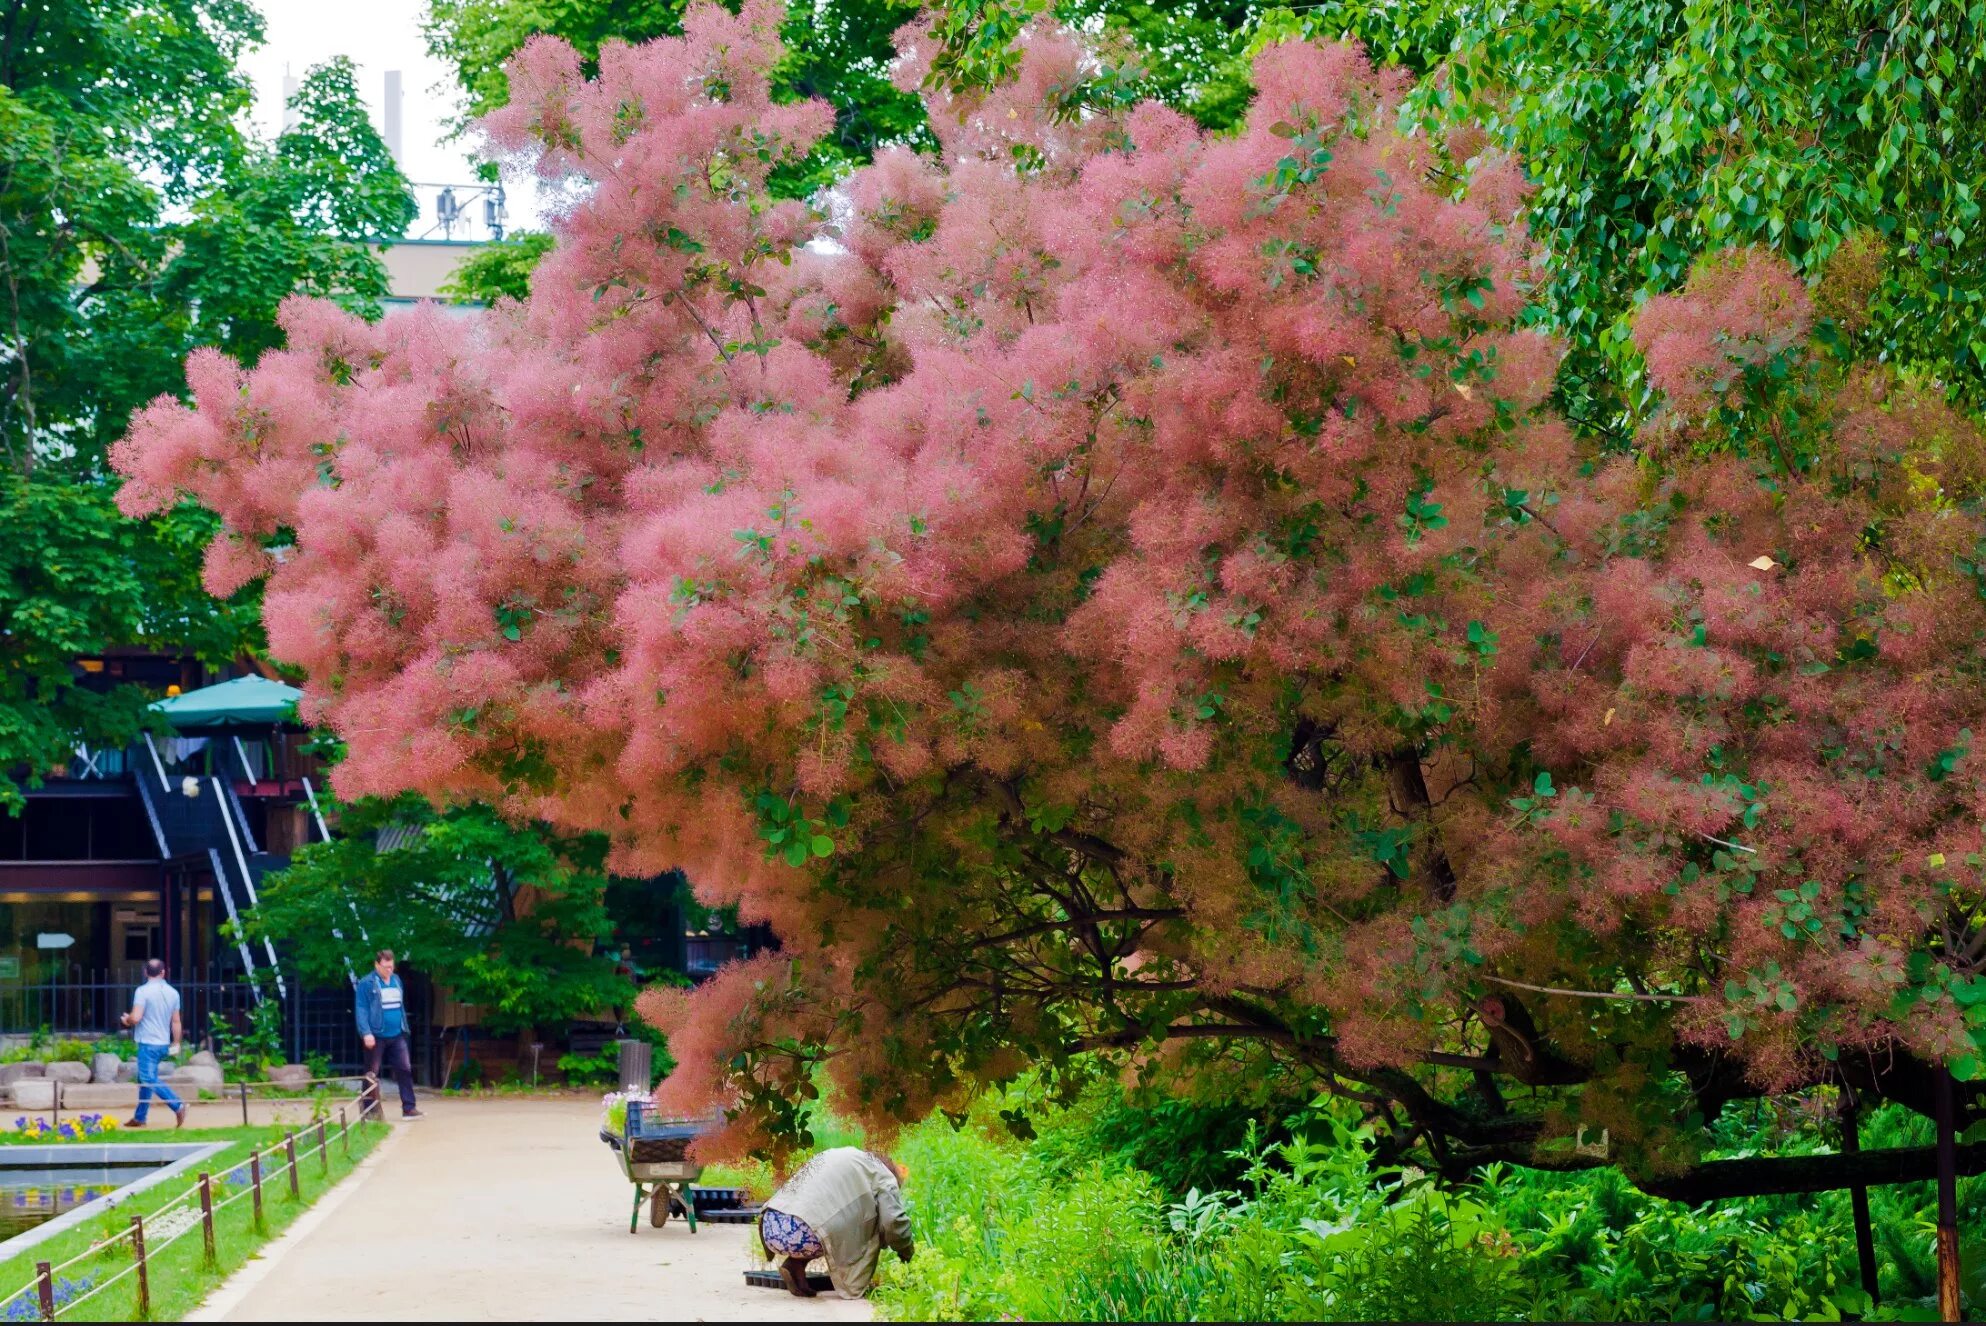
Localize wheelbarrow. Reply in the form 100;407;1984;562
599;1101;712;1233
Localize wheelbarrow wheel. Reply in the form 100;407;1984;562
649;1183;671;1228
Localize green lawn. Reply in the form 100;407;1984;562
0;1116;387;1321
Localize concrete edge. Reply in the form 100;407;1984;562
0;1140;230;1260
0;1142;215;1167
183;1120;408;1323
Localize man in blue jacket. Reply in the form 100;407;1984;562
355;949;422;1120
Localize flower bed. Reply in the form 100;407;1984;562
10;1115;118;1142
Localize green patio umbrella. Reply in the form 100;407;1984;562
151;675;304;732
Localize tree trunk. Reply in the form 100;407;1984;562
1386;746;1456;900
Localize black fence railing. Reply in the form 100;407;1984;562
0;970;416;1077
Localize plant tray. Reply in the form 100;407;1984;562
696;1206;761;1224
689;1186;751;1210
744;1269;834;1292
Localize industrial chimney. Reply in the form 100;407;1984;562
383;70;405;167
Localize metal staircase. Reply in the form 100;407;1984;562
136;734;288;999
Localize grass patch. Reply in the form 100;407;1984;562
0;1116;388;1321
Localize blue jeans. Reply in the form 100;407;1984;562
132;1043;182;1123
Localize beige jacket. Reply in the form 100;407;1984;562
763;1147;914;1298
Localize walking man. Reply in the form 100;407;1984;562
355;949;423;1120
120;959;186;1128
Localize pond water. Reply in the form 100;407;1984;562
0;1165;164;1243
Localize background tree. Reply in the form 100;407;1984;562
0;0;414;806
247;790;631;1035
120;0;1986;1211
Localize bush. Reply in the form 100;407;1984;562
873;1088;1981;1322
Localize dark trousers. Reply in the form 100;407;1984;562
363;1034;417;1116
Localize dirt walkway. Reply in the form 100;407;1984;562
189;1097;874;1323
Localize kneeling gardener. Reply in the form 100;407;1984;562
355;949;423;1120
758;1147;913;1298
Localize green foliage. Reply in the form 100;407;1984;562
439;230;557;303
1026;1079;1313;1194
0;1;415;804
0;479;255;811
211;997;285;1080
875;1085;1985;1322
556;1046;622;1085
247;793;631;1033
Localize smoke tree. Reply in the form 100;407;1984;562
117;1;1986;1189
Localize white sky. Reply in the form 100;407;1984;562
246;0;547;234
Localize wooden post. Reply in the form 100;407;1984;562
34;1261;52;1321
1838;1090;1880;1307
339;1106;350;1156
131;1215;151;1320
317;1119;329;1173
1935;1067;1962;1323
49;1080;59;1134
250;1151;265;1231
239;1081;250;1127
198;1173;216;1265
285;1133;300;1199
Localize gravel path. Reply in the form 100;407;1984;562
189;1096;874;1323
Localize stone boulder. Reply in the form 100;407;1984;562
59;1083;137;1110
187;1050;220;1069
92;1053;122;1084
45;1062;92;1085
164;1063;224;1090
267;1063;313;1090
114;1060;137;1084
12;1079;54;1110
0;1062;45;1086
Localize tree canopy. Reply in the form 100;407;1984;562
0;0;413;804
120;1;1986;1198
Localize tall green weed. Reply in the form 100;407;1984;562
873;1087;1979;1322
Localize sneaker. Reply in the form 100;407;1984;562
401;1109;425;1120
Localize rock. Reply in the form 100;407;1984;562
45;1062;92;1085
114;1060;136;1083
0;1062;45;1085
164;1064;224;1089
92;1053;122;1084
267;1064;312;1090
58;1084;137;1110
12;1079;53;1110
186;1050;220;1069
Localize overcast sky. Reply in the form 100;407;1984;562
247;0;546;235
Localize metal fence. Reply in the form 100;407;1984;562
0;970;401;1076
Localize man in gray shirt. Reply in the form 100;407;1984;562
120;959;186;1128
